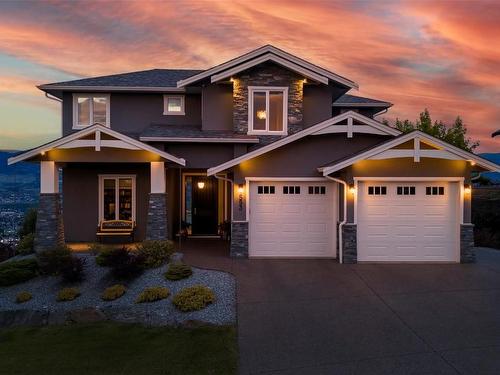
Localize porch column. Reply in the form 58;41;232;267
34;161;64;252
461;181;475;263
146;162;168;240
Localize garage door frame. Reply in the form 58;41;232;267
354;177;464;262
246;177;338;258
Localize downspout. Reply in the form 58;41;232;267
325;176;347;264
214;174;234;237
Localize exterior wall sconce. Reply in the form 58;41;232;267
464;183;472;195
349;184;356;195
41;151;46;156
197;181;205;189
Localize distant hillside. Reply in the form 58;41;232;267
480;153;500;183
0;151;39;184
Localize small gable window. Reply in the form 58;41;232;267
73;94;110;129
248;87;288;135
164;95;185;115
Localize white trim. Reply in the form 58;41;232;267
150;162;166;194
207;111;400;176
176;45;358;89
139;136;259;144
7;124;186;166
248;86;288;135
72;93;110;129
367;149;462;161
414;137;420;162
163;95;185;115
40;85;185;92
211;53;328;85
332;102;390;107
320;131;500;175
313;124;391;136
40;161;59;194
56;139;140;150
98;174;137;224
347;116;353;138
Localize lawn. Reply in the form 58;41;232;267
0;323;238;375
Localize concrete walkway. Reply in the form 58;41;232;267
183;242;500;374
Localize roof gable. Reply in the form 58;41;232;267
177;45;358;89
8;125;186;166
207;111;399;176
319;131;500;175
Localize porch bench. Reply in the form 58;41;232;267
96;220;136;242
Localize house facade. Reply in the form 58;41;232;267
9;45;499;263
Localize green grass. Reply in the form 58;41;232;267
0;322;237;375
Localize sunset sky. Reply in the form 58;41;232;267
0;0;499;152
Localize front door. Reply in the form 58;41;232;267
191;176;218;235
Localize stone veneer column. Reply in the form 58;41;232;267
230;222;248;258
146;193;168;240
146;162;167;240
342;224;357;264
34;193;64;252
460;223;475;263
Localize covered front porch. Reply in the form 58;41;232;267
7;125;233;252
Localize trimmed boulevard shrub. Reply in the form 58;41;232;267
57;287;80;302
61;256;86;283
16;233;35;255
101;284;127;301
37;246;72;276
15;291;32;303
172;285;215;312
164;263;192;281
136;286;170;303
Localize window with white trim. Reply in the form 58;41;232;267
99;176;136;222
164;95;185;115
73;94;110;129
248;87;288;135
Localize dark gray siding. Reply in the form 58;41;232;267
62;93;202;136
62;163;150;242
164;143;236;169
202;84;233;131
302;85;343;127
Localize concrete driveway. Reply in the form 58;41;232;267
183;243;500;374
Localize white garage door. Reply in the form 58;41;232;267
357;181;460;262
249;181;337;257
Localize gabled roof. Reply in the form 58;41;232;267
319;130;500;175
177;45;358;89
333;94;392;107
207;111;399;176
8;124;186;166
38;69;203;94
139;125;259;143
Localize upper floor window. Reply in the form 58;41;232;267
248;86;288;135
164;95;185;115
73;94;110;129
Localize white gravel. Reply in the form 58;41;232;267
0;254;236;326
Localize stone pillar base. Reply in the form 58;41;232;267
34;193;64;252
342;224;357;264
460;223;475;263
230;222;248;258
146;193;168;240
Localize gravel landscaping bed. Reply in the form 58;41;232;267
0;254;236;326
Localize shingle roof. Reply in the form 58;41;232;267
40;69;204;88
333;94;391;106
140;124;259;142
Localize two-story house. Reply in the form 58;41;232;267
9;45;499;263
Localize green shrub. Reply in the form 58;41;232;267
172;285;215;312
57;287;80;302
106;247;144;280
16;233;35;255
0;259;39;286
102;284;127;301
15;291;32;303
18;208;37;239
164;263;192;281
135;240;174;268
95;246;115;267
135;286;170;303
37;246;72;276
88;243;113;256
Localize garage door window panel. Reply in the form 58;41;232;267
258;185;275;194
397;186;416;195
368;186;387;195
426;186;445;195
